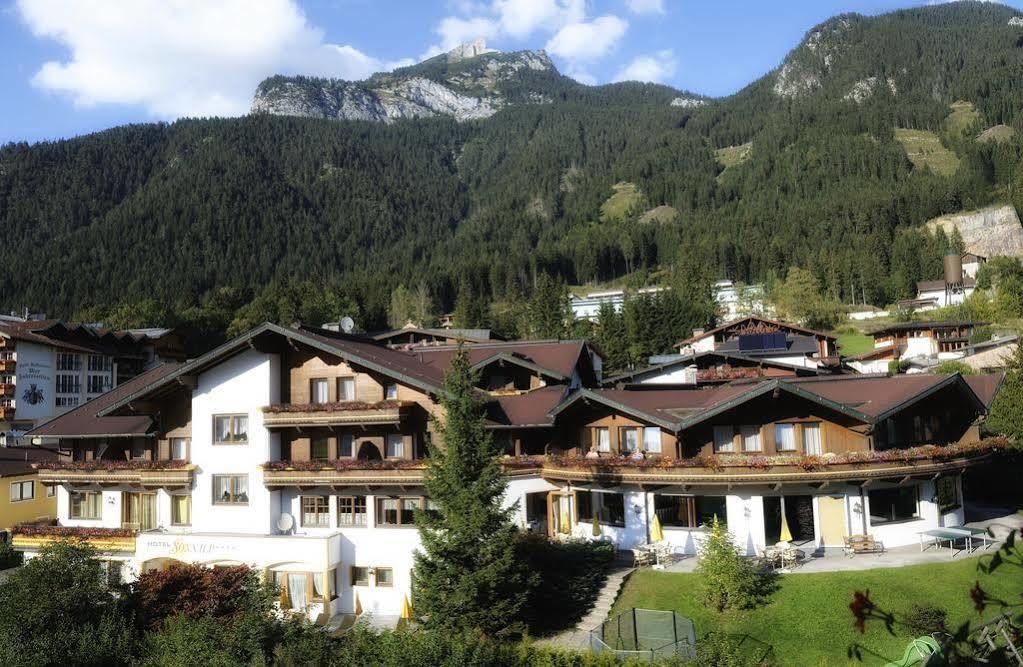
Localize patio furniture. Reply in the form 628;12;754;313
631;547;655;567
942;526;992;552
780;547;804;570
843;534;886;557
651;541;676;567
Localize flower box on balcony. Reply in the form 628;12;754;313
35;460;195;489
261;400;410;427
11;523;137;552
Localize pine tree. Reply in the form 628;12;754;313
412;347;532;636
985;341;1023;440
526;273;570;339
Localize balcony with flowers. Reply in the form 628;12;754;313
261;399;414;428
34;459;195;488
538;438;1007;486
11;522;137;552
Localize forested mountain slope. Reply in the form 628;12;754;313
3;2;1023;331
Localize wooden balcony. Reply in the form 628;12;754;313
0;406;14;420
12;525;137;553
0;383;14;398
36;461;195;488
261;400;412;428
262;461;427;487
0;359;15;373
538;439;1004;487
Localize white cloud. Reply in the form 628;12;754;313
493;0;584;38
613;49;676;83
545;16;628;63
624;0;665;15
432;15;501;52
16;0;406;119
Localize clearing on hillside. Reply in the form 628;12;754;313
945;100;983;135
714;142;752;169
894;128;960;177
600;182;648;223
977;124;1017;144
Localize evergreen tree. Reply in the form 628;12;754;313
985;340;1023;440
452;281;490;329
388;285;413;328
525;273;570;339
412;347;532;637
594;302;629;372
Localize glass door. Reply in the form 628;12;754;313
122;492;158;531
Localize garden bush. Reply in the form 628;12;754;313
902;603;947;637
696;518;771;613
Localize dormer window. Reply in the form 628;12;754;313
310;378;329;404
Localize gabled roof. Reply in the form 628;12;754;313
371;327;500;344
676;316;836;347
716;334;819;358
97;323;449;417
410;340;591;382
0;319;175;357
486;386;567;428
28;362;184;439
965;373;1005;408
0;446;58;477
602;351;818;386
917;278;977;292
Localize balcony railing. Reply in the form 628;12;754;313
0;406;14;420
0;359;15;373
35;460;195;488
0;383;13;398
261;400;411;428
260;455;546;487
538;438;1006;485
11;524;137;552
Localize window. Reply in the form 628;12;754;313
643;427;662;454
46;485;56;497
376;497;421;526
337;377;356;401
311;436;329;461
312;570;337;601
212;475;248;505
869;486;919;525
86;375;110;394
654;495;727;528
88;355;112;372
713;425;734;453
56;396;79;408
213;414;248;444
171;494;191;525
620;427;640;453
802;423;822;456
375;567;394;587
384;383;398;400
122;492;157;531
582;491;625;526
10;480;33;502
301;496;330;527
170;437;189;461
338;434;354;458
741;425;761;452
385;434;404;458
774;423;796;452
351;566;370;586
70;491;102;519
56;353;81;371
337;496;367;526
310;378;329;404
936;476;960;513
55;374;80;395
595;427;610;452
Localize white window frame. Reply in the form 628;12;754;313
169;437;189;461
213;414;249;445
211;474;249;505
10;480;33;502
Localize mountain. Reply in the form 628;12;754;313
3;2;1023;334
253;40;570;123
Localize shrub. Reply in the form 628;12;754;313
696;517;769;613
903;603;947;637
0;540;22;570
695;631;776;667
933;360;975;375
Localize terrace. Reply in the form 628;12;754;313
34;459;195;488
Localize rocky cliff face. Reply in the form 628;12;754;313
252;40;558;123
926;204;1023;258
773;16;858;98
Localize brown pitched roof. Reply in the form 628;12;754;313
0;446;57;478
869;321;987;337
410;340;589;380
487;386;567;428
917;278;977;292
0;320;173;356
28;362;184;438
676;316;836;347
965;373;1005;408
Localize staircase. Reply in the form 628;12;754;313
541;565;633;650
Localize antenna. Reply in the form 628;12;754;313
340;316;355;334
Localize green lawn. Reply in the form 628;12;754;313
836;332;875;357
611;557;1017;667
894;128;961;177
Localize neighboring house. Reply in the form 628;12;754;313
712;281;769;321
847;307;890;321
0;446;58;533
910;277;977;311
370;326;502;348
603;351;824;388
0;320;185;446
960;335;1019;373
14;321;1002;625
676;316;838;366
961;252;987;280
569;287;666;321
867;321;985;367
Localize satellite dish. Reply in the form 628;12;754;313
340;316;355;333
277;513;295;533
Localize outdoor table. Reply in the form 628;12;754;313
918;529;969;559
941;526;992;552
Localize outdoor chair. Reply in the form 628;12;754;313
652;541;677;566
843;535;885;557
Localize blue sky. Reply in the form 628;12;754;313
2;0;1022;144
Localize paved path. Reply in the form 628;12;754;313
537;566;633;650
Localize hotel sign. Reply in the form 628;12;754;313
142;536;243;559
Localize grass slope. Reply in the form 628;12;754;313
894;128;961;177
945;100;983;135
611;557;1016;667
836;331;875;357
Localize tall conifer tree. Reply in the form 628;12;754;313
412;347;531;636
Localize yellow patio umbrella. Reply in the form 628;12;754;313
560;509;571;534
592;514;602;537
650;514;664;542
779;511;793;543
278;577;291;609
400;594;413;621
354;591;363;616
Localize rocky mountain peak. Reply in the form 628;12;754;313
446;38;497;62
